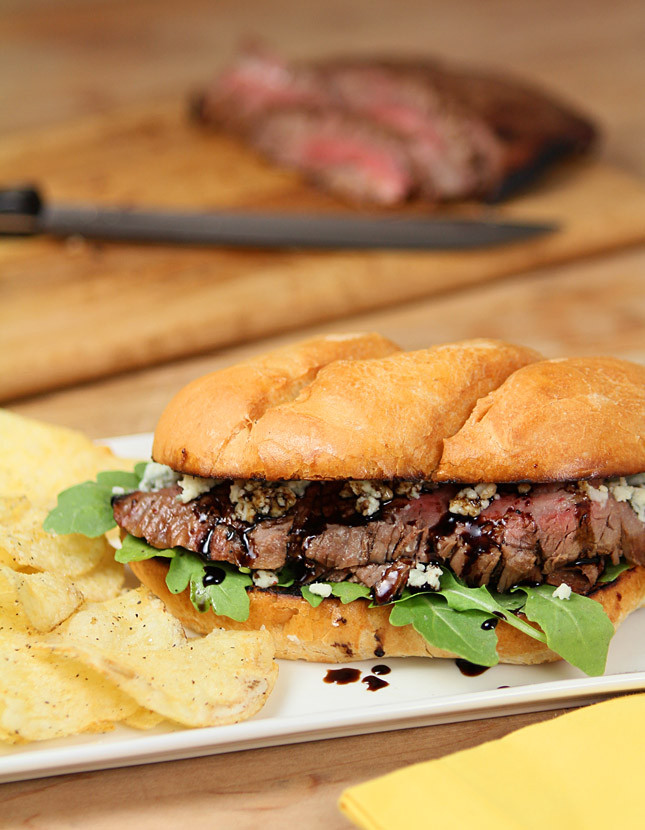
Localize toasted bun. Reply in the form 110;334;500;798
130;558;645;664
153;335;539;480
436;357;645;482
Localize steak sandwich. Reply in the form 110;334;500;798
47;334;645;675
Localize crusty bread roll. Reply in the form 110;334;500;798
153;334;539;480
153;332;398;479
131;558;645;664
435;357;645;482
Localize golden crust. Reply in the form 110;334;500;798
152;332;399;479
435;357;645;483
130;559;645;664
153;335;539;480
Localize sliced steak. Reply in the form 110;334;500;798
248;108;416;205
194;44;596;205
113;480;645;600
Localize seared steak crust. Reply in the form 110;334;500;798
113;480;645;602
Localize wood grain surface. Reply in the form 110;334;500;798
2;106;644;402
2;0;645;828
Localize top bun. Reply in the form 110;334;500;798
435;356;645;482
153;334;539;480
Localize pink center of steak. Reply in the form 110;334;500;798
113;481;645;601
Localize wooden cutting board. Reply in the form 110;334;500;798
2;100;645;402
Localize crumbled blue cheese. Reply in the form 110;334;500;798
229;480;309;522
252;570;279;589
607;475;645;522
111;485;126;496
579;474;645;522
449;483;497;517
553;583;572;600
177;474;217;504
407;563;442;590
580;480;609;504
308;582;332;598
138;461;180;492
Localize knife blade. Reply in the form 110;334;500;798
0;186;557;250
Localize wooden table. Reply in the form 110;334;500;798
2;0;645;826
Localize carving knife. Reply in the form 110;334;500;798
0;186;557;250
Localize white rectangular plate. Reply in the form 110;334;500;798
2;432;644;784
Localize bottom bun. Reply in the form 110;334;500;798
130;558;645;664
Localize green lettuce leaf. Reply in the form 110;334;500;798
599;561;631;583
439;570;546;644
276;564;297;588
301;581;371;607
389;593;499;666
301;585;326;607
331;583;371;604
115;533;178;564
516;585;615;676
188;560;252;622
43;465;147;538
165;549;203;592
117;534;252;622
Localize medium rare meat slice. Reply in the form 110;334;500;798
113;480;645;600
194;44;596;205
319;60;504;199
249;109;416;205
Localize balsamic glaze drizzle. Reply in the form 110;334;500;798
455;659;490;677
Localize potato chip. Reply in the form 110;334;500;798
44;586;186;652
0;594;35;641
0;409;134;505
0;497;111;577
122;708;165;730
71;548;125;602
0;645;140;742
50;629;278;728
0;565;83;632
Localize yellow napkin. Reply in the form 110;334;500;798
340;693;645;830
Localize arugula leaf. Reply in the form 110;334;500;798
301;585;325;607
301;581;371;607
489;590;527;612
389;594;499;666
331;583;371;604
518;585;615;676
439;570;546;644
163;550;252;622
276;564;297;588
134;461;149;480
190;563;252;622
166;550;203;592
599;561;631;583
115;533;178;564
43;469;142;537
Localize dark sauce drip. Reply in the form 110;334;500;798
573;556;601;566
426;499;517;584
455;659;490;677
481;618;498;631
371;664;391;676
493;610;507;620
202;566;225;586
362;675;389;692
373;559;413;604
323;668;361;685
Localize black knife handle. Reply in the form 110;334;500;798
0;186;44;235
